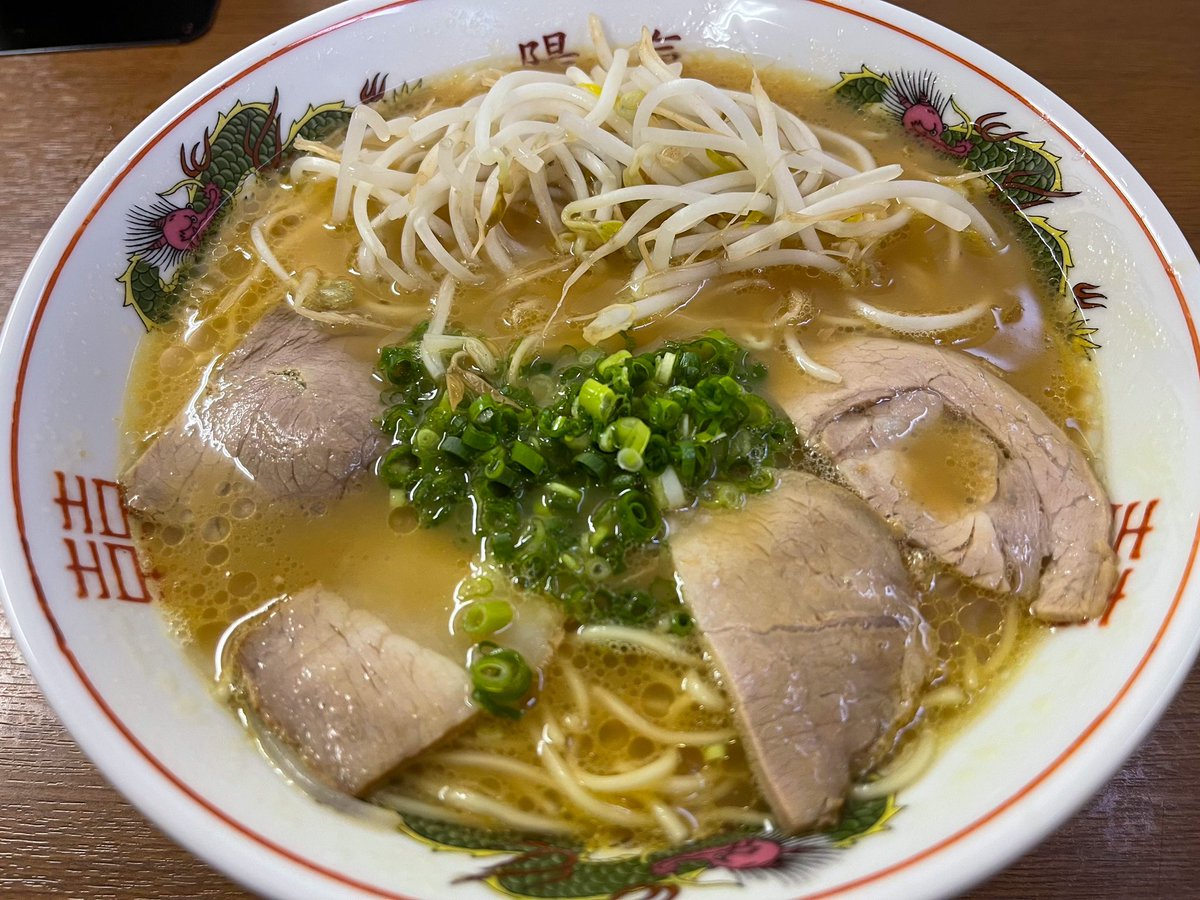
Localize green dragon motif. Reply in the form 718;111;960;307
118;75;422;328
369;67;1100;900
113;57;1102;900
395;796;896;899
830;66;1103;351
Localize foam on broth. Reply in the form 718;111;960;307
122;53;1099;849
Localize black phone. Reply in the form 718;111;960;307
0;0;220;55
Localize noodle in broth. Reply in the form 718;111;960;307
122;34;1101;850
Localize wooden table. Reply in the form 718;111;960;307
1;1;1197;896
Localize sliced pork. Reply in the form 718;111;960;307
236;584;562;795
778;336;1117;622
124;307;384;519
670;470;931;831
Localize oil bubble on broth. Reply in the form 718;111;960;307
120;39;1104;852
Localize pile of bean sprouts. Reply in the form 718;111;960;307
284;15;998;370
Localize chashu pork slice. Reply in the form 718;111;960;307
777;335;1117;622
124;307;385;520
236;584;562;795
670;469;931;831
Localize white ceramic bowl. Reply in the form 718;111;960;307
3;1;1199;897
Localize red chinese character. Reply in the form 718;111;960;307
1111;499;1159;560
62;538;151;602
652;29;682;63
541;31;575;60
64;538;110;600
93;478;132;539
107;543;151;603
1100;567;1134;626
55;470;151;602
518;40;540;65
54;470;93;534
518;31;578;67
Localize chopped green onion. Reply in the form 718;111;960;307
578;378;617;423
672;440;699;484
374;327;795;628
614;417;651;455
378;345;427;389
742;394;773;426
606;365;631;393
516;517;549;553
574;451;609;480
488;531;516;560
462;424;498;451
641;434;670;475
644;396;682;430
470;643;532;706
744;468;777;492
469;395;496;424
414;427;440;453
676;350;701;383
597;349;631;375
381;404;420;440
702;481;746;510
481;448;520;487
628;355;655;385
425;404;453;433
439;434;471;462
585;557;613;580
614;490;659;542
597;424;618;453
613;590;656;623
650;465;687;509
539;412;573;438
408;468;467;523
668;610;694;636
616;447;643;472
378;445;415;488
728;429;769;468
542;482;583;511
512;441;546;475
578;347;606;367
703;743;728;762
458;575;494;599
460;600;514;636
654;351;677;386
588;519;612;549
611;473;638;491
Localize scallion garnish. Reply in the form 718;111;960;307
372;325;795;644
460;599;514;636
579;378;617;423
512;441;546;475
469;643;533;718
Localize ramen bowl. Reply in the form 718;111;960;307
2;1;1198;897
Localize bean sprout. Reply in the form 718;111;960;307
288;15;998;342
850;298;990;334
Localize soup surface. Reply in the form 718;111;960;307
122;48;1101;850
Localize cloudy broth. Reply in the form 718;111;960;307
122;53;1099;848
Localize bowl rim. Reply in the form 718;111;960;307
2;0;1199;897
